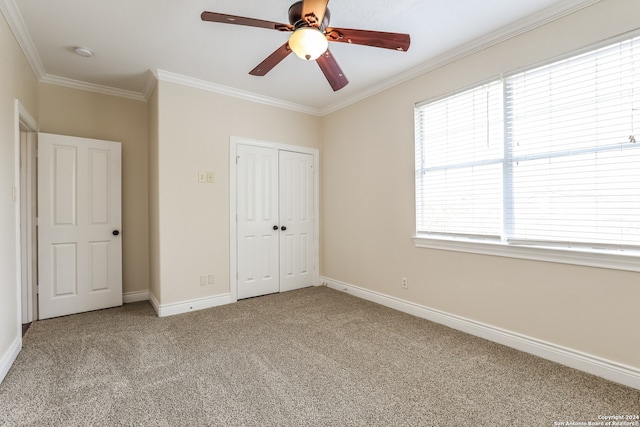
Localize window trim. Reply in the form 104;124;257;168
413;235;640;272
413;29;640;272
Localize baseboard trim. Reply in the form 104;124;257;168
149;293;234;317
322;277;640;390
123;290;149;303
0;336;21;384
148;292;160;316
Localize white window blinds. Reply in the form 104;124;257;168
415;33;640;252
415;81;504;238
505;36;640;249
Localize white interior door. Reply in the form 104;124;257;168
38;133;122;319
236;145;315;299
279;150;315;292
236;145;280;299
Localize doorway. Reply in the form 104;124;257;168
16;126;124;323
230;137;319;301
16;101;38;327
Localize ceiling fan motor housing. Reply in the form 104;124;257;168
288;1;330;31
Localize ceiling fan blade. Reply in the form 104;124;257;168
249;42;293;76
201;11;293;32
316;49;348;91
301;0;329;27
325;27;410;52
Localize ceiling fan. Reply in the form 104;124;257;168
201;0;411;91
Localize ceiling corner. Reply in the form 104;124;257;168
0;0;46;80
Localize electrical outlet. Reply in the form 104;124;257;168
402;277;408;289
207;172;214;183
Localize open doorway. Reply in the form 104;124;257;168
16;100;38;331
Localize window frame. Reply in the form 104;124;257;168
413;30;640;273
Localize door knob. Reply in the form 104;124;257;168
273;225;279;230
112;230;120;236
281;226;287;231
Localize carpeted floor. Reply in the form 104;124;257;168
0;286;638;426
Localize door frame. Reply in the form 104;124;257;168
14;100;39;327
229;136;320;302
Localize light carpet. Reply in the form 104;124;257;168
1;286;638;426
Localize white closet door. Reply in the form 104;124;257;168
236;145;280;299
236;145;315;299
38;133;122;319
279;150;315;292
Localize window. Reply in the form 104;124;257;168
414;33;640;268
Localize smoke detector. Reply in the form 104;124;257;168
74;47;94;57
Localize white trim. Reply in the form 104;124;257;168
148;292;160;316
0;0;45;80
16;101;38;131
413;236;640;273
154;70;322;116
122;290;150;304
322;277;640;390
142;71;157;101
14;104;22;331
150;293;233;318
229;140;238;304
40;74;147;102
229;136;321;303
0;336;21;384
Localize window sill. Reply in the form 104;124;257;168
412;235;640;273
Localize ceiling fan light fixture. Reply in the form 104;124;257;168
288;27;328;61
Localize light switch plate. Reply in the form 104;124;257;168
198;171;206;183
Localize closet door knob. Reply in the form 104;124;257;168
273;225;279;230
112;230;120;236
281;226;287;231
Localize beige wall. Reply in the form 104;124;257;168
38;83;150;295
148;84;161;302
150;80;321;305
321;0;640;369
3;0;639;384
0;12;38;370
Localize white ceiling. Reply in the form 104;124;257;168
3;0;598;114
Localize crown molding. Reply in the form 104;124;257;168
142;70;158;100
0;0;147;101
40;74;147;102
0;0;45;80
153;69;322;116
319;0;602;116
